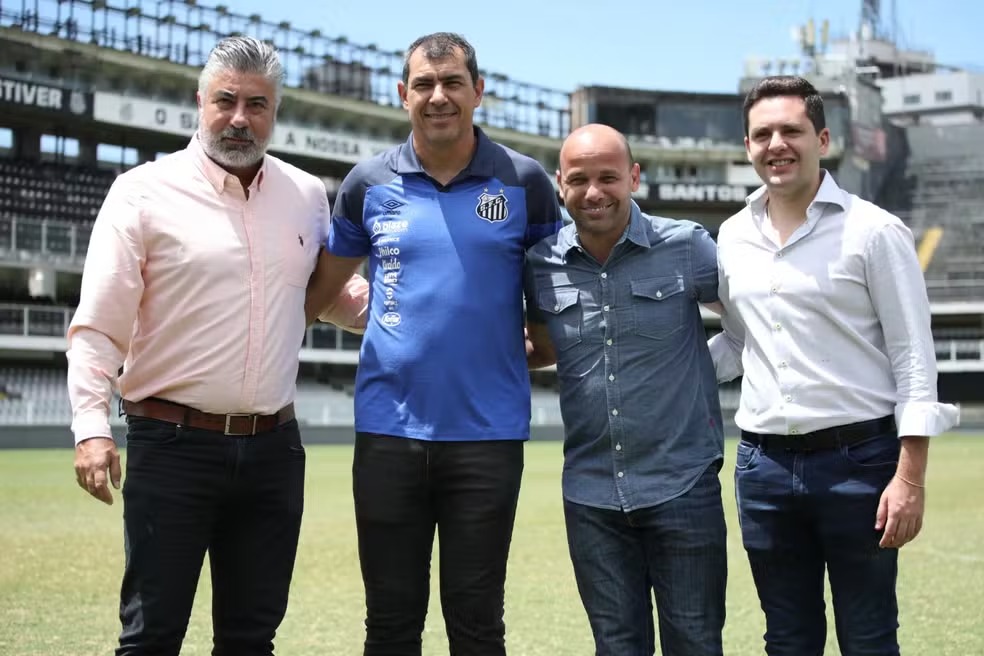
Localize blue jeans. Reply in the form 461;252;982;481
564;463;727;656
736;431;901;656
117;416;305;656
352;433;524;656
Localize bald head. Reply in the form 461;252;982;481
555;123;640;251
560;124;633;174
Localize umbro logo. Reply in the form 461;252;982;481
381;199;406;215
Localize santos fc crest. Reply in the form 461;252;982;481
475;190;509;223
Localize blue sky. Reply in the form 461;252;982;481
228;0;980;93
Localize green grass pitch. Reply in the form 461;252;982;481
1;435;981;655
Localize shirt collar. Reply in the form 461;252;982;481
559;201;651;261
395;126;496;179
188;134;267;195
745;169;847;223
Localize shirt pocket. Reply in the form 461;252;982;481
537;286;583;352
630;275;686;340
279;221;320;288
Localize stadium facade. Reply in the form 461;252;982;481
0;0;980;446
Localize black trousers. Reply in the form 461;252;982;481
353;432;525;656
116;416;305;656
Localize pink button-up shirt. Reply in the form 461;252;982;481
67;137;367;443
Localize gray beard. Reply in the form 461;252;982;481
199;129;269;170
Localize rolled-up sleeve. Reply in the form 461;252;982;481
66;176;146;443
865;221;960;436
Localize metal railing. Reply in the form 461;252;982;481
0;216;90;267
0;0;571;138
0;302;361;352
4;213;983;303
0;303;74;338
935;339;984;363
1;303;981;366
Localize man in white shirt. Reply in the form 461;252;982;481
711;76;959;656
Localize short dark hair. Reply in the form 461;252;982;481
402;32;480;87
742;75;826;136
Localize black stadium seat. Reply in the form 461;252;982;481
0;159;115;226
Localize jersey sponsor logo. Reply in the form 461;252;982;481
383;271;399;285
372;219;409;235
475;190;509;223
381;312;402;327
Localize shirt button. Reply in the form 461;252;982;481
609;374;615;381
771;286;779;294
603;305;610;312
656;290;663;298
774;323;782;331
790;428;800;435
606;339;613;346
778;361;788;369
776;251;784;258
554;304;560;311
617;471;624;478
612;408;619;416
615;443;622;451
784;394;792;402
601;272;608;279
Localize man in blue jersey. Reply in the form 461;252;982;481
525;124;727;656
305;32;562;656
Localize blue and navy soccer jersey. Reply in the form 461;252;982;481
327;128;562;441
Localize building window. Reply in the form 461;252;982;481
902;94;921;105
935;90;953;102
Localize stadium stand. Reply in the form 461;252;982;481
0;0;981;442
0;159;115;225
892;125;984;302
0;159;115;266
0;366;85;425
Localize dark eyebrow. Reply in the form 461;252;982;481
410;73;467;85
212;90;269;104
752;122;804;135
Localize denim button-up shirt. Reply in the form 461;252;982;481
525;203;724;511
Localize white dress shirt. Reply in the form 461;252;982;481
709;171;959;437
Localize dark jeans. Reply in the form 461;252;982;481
116;417;305;656
564;464;728;656
736;431;901;656
352;432;525;656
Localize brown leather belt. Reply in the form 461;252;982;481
122;397;295;436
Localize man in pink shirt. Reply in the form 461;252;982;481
67;36;366;655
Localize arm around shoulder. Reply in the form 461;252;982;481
526;320;557;369
305;248;368;329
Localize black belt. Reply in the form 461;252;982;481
741;415;896;453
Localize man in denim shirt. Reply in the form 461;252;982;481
525;124;726;656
